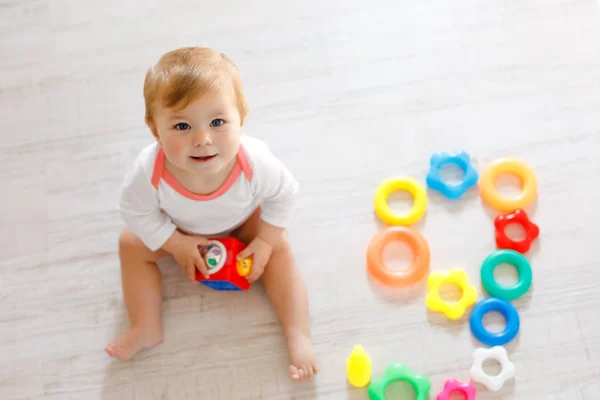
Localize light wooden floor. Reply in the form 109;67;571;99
1;0;599;399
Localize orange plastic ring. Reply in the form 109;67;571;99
366;226;430;287
480;158;537;213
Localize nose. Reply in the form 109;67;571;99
192;129;212;146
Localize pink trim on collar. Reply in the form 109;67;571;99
237;145;253;181
151;145;252;201
150;146;165;189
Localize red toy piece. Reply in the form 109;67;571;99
494;209;539;254
195;237;252;291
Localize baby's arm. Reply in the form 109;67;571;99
237;141;299;280
119;158;177;252
253;144;299;247
119;157;211;279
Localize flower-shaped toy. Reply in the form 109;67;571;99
494;208;539;253
426;268;478;320
470;346;515;391
368;363;430;400
436;379;476;400
426;151;479;199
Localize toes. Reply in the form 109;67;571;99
105;344;130;361
300;365;312;380
289;363;320;381
289;365;300;381
104;345;114;357
303;365;313;379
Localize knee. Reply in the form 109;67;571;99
119;227;150;258
271;232;292;256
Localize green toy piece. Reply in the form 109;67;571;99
481;249;532;301
368;363;431;400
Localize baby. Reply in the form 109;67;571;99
105;47;318;381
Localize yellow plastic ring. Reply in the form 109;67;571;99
479;158;537;213
374;177;427;225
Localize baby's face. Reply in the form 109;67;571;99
151;82;243;177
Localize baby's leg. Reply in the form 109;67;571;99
105;227;168;360
262;237;319;380
233;210;318;381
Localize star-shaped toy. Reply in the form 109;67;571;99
426;151;479;199
426;268;478;320
470;346;515;391
368;363;430;400
494;208;539;253
436;378;476;400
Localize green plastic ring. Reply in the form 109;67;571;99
368;363;431;400
481;249;532;301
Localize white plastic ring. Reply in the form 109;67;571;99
470;346;515;391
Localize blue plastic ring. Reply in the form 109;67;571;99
469;297;520;346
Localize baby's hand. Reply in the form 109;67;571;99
163;231;211;281
237;237;273;283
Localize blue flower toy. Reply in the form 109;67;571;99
426;151;478;200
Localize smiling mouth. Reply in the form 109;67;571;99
190;155;217;162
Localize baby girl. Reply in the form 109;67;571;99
104;46;318;380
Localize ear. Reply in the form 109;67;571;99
146;119;160;142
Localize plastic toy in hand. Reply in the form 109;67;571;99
196;237;253;291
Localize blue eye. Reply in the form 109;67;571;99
210;119;225;127
174;122;191;131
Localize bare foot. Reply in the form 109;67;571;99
287;333;319;381
105;326;163;361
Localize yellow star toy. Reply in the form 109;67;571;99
425;268;477;320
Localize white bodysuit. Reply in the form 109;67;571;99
119;135;299;252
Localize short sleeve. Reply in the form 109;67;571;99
119;153;177;251
249;141;299;228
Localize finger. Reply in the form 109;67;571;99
185;263;196;281
237;245;254;260
194;237;212;247
194;256;209;279
246;264;262;282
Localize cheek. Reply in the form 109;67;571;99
216;127;240;153
162;135;188;159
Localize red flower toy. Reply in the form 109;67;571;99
494;209;539;254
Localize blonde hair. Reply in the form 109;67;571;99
143;47;248;128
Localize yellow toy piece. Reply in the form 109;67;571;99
373;177;428;226
236;257;252;277
425;268;477;320
347;345;372;387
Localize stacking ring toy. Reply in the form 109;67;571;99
480;157;537;212
470;346;515;391
373;177;427;225
469;297;520;346
481;249;532;301
368;363;431;400
426;151;479;199
366;226;430;287
495;209;540;253
436;379;476;400
425;268;477;320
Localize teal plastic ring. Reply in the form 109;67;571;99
481;249;532;301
